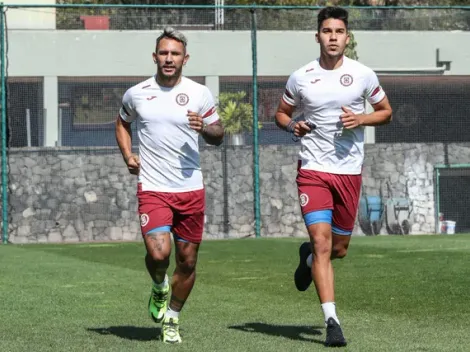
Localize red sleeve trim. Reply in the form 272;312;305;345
202;106;216;119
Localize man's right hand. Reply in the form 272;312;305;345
126;154;140;175
294;121;313;137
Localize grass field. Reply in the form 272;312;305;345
0;235;469;352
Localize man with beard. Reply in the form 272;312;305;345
116;27;224;344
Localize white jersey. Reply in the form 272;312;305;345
119;76;219;192
283;56;386;175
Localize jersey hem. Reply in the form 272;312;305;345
299;162;362;175
138;183;204;193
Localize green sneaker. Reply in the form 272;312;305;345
161;316;182;344
148;284;169;323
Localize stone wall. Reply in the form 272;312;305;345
1;143;467;243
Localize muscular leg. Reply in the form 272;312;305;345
308;224;349;347
144;231;172;325
169;239;200;313
306;227;352;303
307;222;335;303
143;232;172;283
295;170;359;348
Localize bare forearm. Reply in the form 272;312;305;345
275;111;292;131
360;110;392;127
115;119;133;161
275;111;297;132
202;124;224;146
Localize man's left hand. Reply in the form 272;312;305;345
340;106;363;129
188;110;204;133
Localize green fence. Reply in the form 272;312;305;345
434;164;470;235
2;3;470;243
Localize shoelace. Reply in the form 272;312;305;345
152;289;167;308
163;319;179;336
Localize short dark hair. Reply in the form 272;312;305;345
317;6;349;32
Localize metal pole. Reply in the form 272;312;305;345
57;107;62;146
222;139;229;237
2;4;470;10
250;6;260;238
26;108;31;147
1;3;8;244
435;168;440;234
434;163;470;169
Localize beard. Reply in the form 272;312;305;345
158;65;183;80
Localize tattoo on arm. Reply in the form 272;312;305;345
202;121;224;146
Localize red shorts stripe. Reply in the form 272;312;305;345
296;168;362;232
137;184;205;243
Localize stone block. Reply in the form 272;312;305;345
48;231;62;242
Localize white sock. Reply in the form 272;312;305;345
306;253;313;268
153;274;168;289
166;307;179;319
321;302;340;325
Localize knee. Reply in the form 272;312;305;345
312;238;332;258
331;245;348;259
145;235;171;262
147;249;170;263
176;256;197;275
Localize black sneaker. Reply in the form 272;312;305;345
294;242;312;291
325;318;347;347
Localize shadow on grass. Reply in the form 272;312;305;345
228;322;324;344
87;326;159;341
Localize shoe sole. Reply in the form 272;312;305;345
294;242;312;291
151;314;165;324
162;338;182;344
325;339;347;348
161;332;182;344
149;305;166;323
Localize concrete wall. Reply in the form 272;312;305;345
4;143;468;244
8;30;470;77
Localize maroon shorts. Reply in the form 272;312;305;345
296;167;362;233
137;184;205;243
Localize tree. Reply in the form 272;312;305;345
57;0;216;30
228;0;467;4
56;0;470;30
344;31;359;60
218;91;261;135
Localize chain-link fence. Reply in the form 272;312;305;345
52;6;470;31
2;4;470;244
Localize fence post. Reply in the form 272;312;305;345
250;5;260;238
434;167;440;234
1;2;8;244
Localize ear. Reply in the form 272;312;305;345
315;32;319;43
183;53;190;66
152;52;157;63
345;32;350;46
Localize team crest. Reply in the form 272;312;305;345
140;213;149;227
176;93;189;106
299;193;309;207
340;74;353;87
